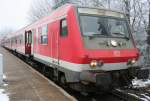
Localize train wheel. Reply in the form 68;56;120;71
59;74;67;88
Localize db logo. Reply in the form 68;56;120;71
113;50;121;57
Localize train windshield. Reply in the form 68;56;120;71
80;15;130;39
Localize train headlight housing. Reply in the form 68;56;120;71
127;59;137;65
90;60;97;68
98;61;104;67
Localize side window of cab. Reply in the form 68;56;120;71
60;19;68;37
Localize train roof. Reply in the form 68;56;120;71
76;5;125;15
9;3;126;38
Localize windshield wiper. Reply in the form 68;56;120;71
112;32;125;36
112;32;130;40
87;34;107;40
124;36;130;40
92;34;108;37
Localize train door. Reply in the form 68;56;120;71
25;31;32;55
51;21;60;65
52;18;68;64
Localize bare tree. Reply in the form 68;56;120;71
28;0;105;22
123;0;130;22
147;0;150;47
119;0;149;33
91;0;104;7
0;28;14;43
147;0;150;62
28;0;52;23
77;0;91;6
28;0;149;34
0;28;14;36
148;0;150;36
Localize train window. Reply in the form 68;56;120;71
20;39;21;44
40;25;48;44
60;19;68;37
28;32;32;44
38;27;42;43
16;39;17;44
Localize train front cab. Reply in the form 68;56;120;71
22;4;140;92
59;6;140;92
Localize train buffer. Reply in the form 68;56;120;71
0;47;76;101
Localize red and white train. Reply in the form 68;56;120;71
2;4;140;92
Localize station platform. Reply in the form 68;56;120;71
0;47;76;101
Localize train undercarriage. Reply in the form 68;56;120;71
70;67;144;92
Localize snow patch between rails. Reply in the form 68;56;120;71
140;98;149;101
132;79;150;88
141;94;150;100
128;93;150;101
128;93;140;99
0;89;9;101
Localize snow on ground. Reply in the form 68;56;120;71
132;78;150;88
0;89;9;101
140;98;149;101
0;74;9;101
3;75;6;80
141;94;150;100
3;84;8;87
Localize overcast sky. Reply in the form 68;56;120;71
0;0;32;32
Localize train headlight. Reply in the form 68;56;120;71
90;60;97;68
131;59;136;64
111;40;118;47
127;59;137;65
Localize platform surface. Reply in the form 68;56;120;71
0;47;74;101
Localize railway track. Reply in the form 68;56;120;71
112;87;150;101
11;50;150;101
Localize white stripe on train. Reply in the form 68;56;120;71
34;53;137;72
